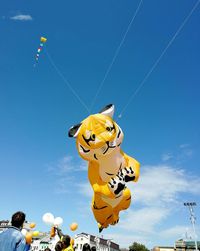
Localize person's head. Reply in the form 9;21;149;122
91;247;96;251
44;248;51;251
11;211;26;229
55;241;63;251
82;243;91;251
62;235;71;248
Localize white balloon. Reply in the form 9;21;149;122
54;217;63;226
42;213;54;225
21;228;27;236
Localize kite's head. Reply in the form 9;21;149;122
68;104;124;161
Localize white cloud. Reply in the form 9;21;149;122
47;155;87;175
161;153;173;162
160;225;200;242
160;225;190;239
47;155;88;194
129;165;200;206
78;161;88;171
162;144;193;164
107;225;199;248
118;207;170;234
105;164;200;247
48;155;200;247
179;144;190;149
56;156;74;174
54;177;74;194
10;14;33;21
77;182;93;198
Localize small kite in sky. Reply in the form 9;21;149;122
34;36;47;66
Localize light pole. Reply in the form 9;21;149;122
184;202;198;251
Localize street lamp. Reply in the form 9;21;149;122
184;202;198;251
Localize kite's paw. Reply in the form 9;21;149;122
110;218;119;225
121;166;135;182
108;175;125;195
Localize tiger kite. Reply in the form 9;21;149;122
68;104;140;232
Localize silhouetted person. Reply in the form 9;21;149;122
91;247;96;251
62;235;74;251
0;211;30;251
54;228;74;251
82;243;91;251
55;241;63;251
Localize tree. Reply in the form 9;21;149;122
129;242;150;251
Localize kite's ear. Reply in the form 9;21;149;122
99;104;114;118
68;123;82;138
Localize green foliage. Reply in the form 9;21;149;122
129;242;150;251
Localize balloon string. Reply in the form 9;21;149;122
117;0;200;119
89;0;143;113
45;47;90;114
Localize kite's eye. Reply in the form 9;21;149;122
106;127;112;132
91;134;96;140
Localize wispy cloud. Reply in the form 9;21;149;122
178;144;193;158
179;144;190;149
129;165;200;206
47;155;87;194
118;206;170;233
54;177;74;194
160;226;190;239
48;155;200;247
77;182;93;198
161;144;193;164
10;14;33;21
161;153;173;162
105;164;200;247
47;155;87;175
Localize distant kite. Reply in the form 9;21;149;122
34;36;47;66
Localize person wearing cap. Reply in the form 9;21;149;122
0;211;30;251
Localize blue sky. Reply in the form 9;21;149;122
0;0;200;248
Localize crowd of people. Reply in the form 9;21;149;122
0;211;97;251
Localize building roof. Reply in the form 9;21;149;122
78;232;119;250
0;220;10;227
175;239;200;248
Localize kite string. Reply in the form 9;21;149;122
45;47;90;114
117;0;200;118
89;0;143;113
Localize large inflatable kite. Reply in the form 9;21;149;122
68;104;140;232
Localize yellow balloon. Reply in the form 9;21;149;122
29;222;36;229
25;232;33;244
70;238;74;246
33;231;39;237
70;222;78;231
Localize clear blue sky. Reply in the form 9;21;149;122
1;0;200;248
